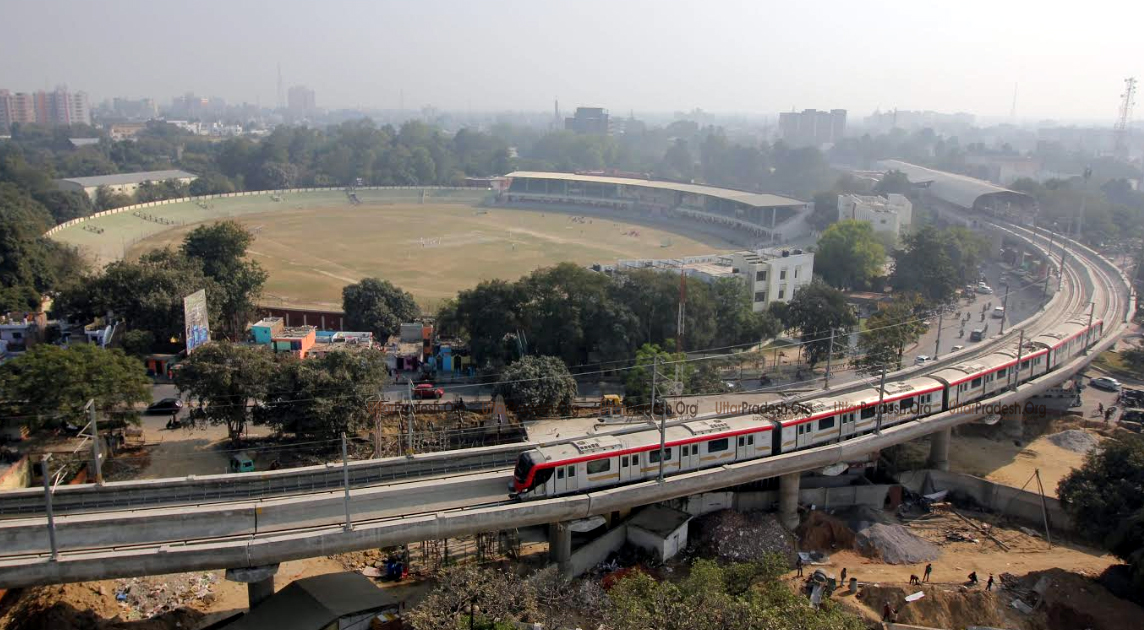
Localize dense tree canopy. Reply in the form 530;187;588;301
174;341;276;441
784;280;858;368
342;277;420;341
265;350;390;439
181;221;268;338
493;355;578;419
0;344;150;430
890;225;988;304
854;294;929;374
815;220;886;290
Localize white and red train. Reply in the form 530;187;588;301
511;317;1102;498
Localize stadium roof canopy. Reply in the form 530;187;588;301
877;160;1033;210
57;169;197;187
506;171;806;208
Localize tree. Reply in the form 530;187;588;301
891;225;988;304
1059;436;1144;593
267;350;390;438
173;341;276;441
709;277;781;347
0;344;150;431
407;564;537;630
182;221;267;338
493;355;577;420
875;169;912;195
624;343;692;410
342;277;420;340
94;185;132;210
814;220;886;290
606;558;865;630
784;280;858;368
854;294;929;374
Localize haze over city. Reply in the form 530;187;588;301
1;0;1140;121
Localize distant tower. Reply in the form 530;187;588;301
276;63;284;109
1114;77;1137;160
554;98;560;128
1010;82;1018;121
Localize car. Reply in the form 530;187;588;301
951;345;965;352
914;355;933;366
146;397;184;414
976;284;994;294
412;383;445;399
992;306;1005;319
1089;376;1122;392
970;327;987;341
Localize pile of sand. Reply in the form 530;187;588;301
858;584;1007;629
855;523;941;564
795;510;856;552
1048;429;1099;454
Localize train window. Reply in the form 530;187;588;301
900;398;914;410
632;454;639;466
648;448;672;463
738;436;745;447
996;367;1007;378
568;466;576;477
557;468;565;480
621;456;629;467
971;377;982;388
748;435;755;445
709;438;729;452
586;459;611;474
861;406;876;420
1021;360;1030;370
818;416;836;430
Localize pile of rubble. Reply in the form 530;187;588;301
1048;429;1099;454
112;573;218;620
691;510;795;563
855;523;941;565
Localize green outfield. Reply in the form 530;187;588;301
52;189;735;310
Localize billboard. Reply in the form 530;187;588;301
183;289;210;353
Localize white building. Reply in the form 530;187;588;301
836;193;913;237
729;247;815;312
55;169;197;200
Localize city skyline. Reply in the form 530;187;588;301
1;0;1140;123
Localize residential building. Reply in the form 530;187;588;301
55;169;197;200
0;87;90;128
778;108;846;147
729;248;815;312
836;193;913;237
271;326;317;358
250;317;286;345
0;91;38;129
565;107;610;135
287;85;316;115
109;122;147;141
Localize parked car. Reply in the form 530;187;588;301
992;306;1005;319
146;397;184;414
1089;376;1122;392
976;284;994;294
412;383;445;399
228;453;255;473
914;355;933;366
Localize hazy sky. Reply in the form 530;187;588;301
1;0;1140;121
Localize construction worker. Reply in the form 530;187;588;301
987;574;995;591
795;555;804;577
923;563;933;582
909;574;920;585
840;568;848;584
968;571;979;586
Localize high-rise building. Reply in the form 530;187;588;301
565;107;610;135
0;87;90;128
0;90;43;130
287;85;316;115
778;108;846;147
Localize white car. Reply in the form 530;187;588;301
914;355;933;366
976;284;994;294
992;306;1005;319
951;345;965;352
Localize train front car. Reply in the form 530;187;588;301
511;449;548;497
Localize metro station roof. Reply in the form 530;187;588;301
877;160;1033;210
506;171;807;208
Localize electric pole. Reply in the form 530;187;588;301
654;356;666;483
1011;329;1026;391
875;363;888;434
934;311;944;359
406;378;415;456
85;399;103;485
824;328;835;389
1085;301;1095;353
1000;283;1010;335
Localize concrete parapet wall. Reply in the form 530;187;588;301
566;524;628;577
912;469;1074;533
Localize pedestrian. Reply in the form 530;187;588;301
882;602;893;621
795;555;803;577
909;574;920;585
923;563;932;582
1099;402;1105;416
840;568;847;584
986;574;995;591
1106;408;1114;422
968;571;978;586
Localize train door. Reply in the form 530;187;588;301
619;453;639;483
679;443;697;470
554;464;580;494
564;463;579;492
796;422;813;448
839;412;857;438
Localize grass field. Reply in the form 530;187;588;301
113;200;735;310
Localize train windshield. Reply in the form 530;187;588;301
513;452;536;482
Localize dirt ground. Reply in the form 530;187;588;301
128;203;735;310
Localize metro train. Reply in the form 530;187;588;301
511;317;1103;498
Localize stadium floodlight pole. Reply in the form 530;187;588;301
42;454;58;561
341;432;353;532
875;363;888;434
824;328;835;389
655;356;666;483
1000;284;1010;335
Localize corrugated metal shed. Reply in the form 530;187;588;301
877;160;1033;211
506;171;806;208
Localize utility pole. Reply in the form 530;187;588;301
1034;469;1053;548
85;399;103;485
406;378;415;456
1058;247;1067;293
875;363;888;434
341;432;353;531
824;328;835;389
934;311;944;359
1011;329;1026;391
1000;284;1010;335
1084;301;1095;353
654;356;666;483
42;455;58;561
